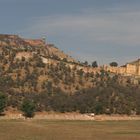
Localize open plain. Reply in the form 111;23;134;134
0;119;140;140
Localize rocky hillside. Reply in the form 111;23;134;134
0;34;138;95
0;34;97;94
0;34;140;115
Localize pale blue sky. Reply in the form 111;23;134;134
0;0;140;65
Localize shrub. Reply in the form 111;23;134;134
21;99;36;118
0;92;7;114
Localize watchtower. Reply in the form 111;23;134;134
42;36;46;45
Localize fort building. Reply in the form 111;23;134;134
104;59;140;76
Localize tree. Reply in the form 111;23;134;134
46;81;53;95
62;58;68;62
21;100;36;118
94;102;103;115
0;92;7;114
92;61;98;68
110;62;118;67
84;61;88;66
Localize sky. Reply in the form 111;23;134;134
0;0;140;65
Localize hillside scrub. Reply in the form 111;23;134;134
0;35;140;115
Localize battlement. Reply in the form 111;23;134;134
24;39;45;46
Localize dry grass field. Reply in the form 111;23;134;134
0;119;140;140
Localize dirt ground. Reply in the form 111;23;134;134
1;109;140;121
0;119;140;140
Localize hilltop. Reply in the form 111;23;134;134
0;34;98;94
0;34;75;62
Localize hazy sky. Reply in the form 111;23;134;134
0;0;140;65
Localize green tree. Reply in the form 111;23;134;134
21;100;36;118
62;58;68;62
92;61;98;68
0;92;7;114
84;61;88;66
94;102;103;115
110;62;118;67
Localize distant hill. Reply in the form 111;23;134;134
0;34;140;115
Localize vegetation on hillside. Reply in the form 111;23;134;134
0;35;140;115
21;99;35;118
0;92;7;114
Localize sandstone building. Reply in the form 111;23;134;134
104;59;140;76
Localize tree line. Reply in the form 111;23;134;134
0;78;140;118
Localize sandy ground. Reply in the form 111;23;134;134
1;110;140;121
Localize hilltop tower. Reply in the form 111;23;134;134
42;36;46;45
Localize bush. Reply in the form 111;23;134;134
21;99;36;118
0;92;7;114
109;62;118;67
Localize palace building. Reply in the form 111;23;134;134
104;59;140;76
